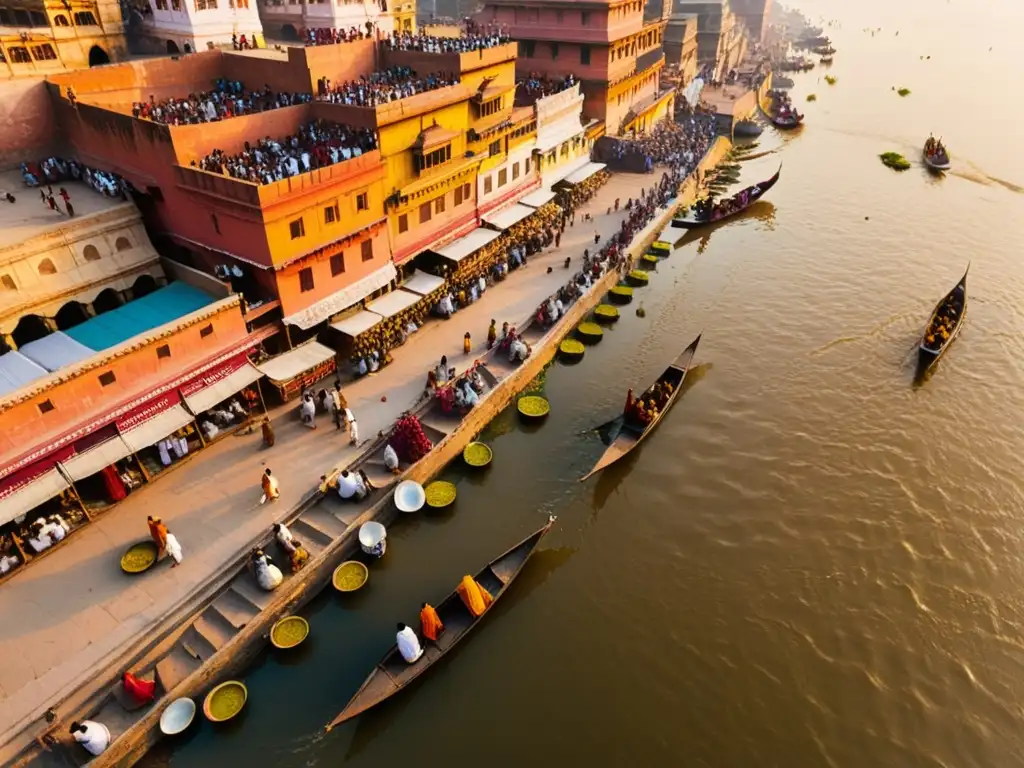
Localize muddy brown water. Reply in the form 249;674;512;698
143;2;1024;766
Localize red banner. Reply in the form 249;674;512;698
0;446;73;499
115;391;181;432
179;353;251;398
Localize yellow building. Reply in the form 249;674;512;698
0;0;126;76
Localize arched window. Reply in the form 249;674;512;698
114;236;131;252
54;13;70;25
38;258;57;275
1;274;15;290
55;302;89;330
83;245;101;261
93;288;124;314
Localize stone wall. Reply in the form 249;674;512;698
0;79;59;170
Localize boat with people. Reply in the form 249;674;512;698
672;166;781;229
923;135;951;171
579;334;702;481
917;266;968;376
734;118;763;138
820;55;834;64
813;45;836;56
325;516;557;728
778;57;815;72
762;90;804;129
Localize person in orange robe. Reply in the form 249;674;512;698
624;388;634;417
147;516;167;557
456;575;493;618
122;671;155;705
420;602;444;642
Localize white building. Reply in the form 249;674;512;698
258;0;397;42
133;0;263;54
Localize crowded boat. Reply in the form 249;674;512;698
923;281;965;352
623;380;675;427
923;135;951;169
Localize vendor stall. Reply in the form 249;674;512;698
257;341;337;402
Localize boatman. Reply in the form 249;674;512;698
396;622;423;663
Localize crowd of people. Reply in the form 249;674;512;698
307;25;375;46
383;31;510;53
132;81;312;125
516;73;577;104
316;67;459;107
193;119;378;185
21;156;132;200
612;115;717;174
624;379;675;426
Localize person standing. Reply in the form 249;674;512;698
261;468;280;502
463;331;472;355
486;319;497;349
164;531;183;567
345;406;358;446
300;392;317;429
59;187;74;217
147;516;167;557
261;417;275;447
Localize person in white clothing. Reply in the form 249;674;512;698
157;439;173;467
165;532;183;567
345;407;358;445
300;393;317;429
383;443;400;474
273;523;293;550
396;622;423;663
70;720;110;756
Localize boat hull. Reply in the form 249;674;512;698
916;267;968;376
923;152;951;172
672;166;781;229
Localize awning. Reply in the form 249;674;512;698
18;332;96;373
561;161;608;186
433;228;502;263
545;154;590;185
365;289;422;319
60;431;134;483
519;188;557;208
119;404;194;452
256;341;336;384
282;261;397;330
483;203;535;231
0;351;48;397
401;271;446;296
181;356;262;415
0;468;69;527
330;310;383;338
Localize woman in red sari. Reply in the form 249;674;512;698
122;672;155;705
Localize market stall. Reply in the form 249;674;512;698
257;341;337;402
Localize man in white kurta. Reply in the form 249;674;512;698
396;623;423;663
70;720;110;756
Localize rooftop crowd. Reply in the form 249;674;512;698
384;30;510;53
316;67;459;107
516;73;577;105
132;80;312;125
307;25;374;46
193;120;378;184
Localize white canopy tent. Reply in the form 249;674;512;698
519;188;557;208
401;271;446;296
365;289;421;319
256;341;336;384
482;203;535;231
432;228;502;264
330;310;383;338
562;161;608;186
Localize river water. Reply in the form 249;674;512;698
147;1;1024;766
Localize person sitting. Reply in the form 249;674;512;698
624;388;635;416
122;671;156;705
420;602;444;642
70;720;110;756
252;548;283;591
384;443;400;474
26;522;53;554
456;575;493;617
288;540;309;573
396;622;423;663
274;522;293;551
337;469;366;501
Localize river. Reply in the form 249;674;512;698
146;1;1024;766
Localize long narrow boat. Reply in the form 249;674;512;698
672;167;780;229
917;265;968;375
579;334;701;481
325;516;556;729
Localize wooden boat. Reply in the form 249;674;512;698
820;55;834;64
672;166;780;229
325;516;557;728
734;118;763;138
923;143;951;172
917;265;968;375
579;334;701;481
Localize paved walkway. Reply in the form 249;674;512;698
0;172;658;747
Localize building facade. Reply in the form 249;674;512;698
477;0;674;136
0;0;126;76
129;0;264;55
730;0;770;44
664;11;698;85
672;0;748;80
257;0;397;42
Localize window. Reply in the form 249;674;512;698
194;0;216;9
324;204;337;224
550;42;559;59
434;195;445;214
330;253;345;275
13;9;28;24
416;144;451;172
484;176;493;194
38;258;57;274
524;157;531;174
479;97;502;117
299;267;314;293
156;344;171;359
463;183;472;201
0;9;13;24
29;10;45;25
200;323;214;338
210;213;220;234
8;47;30;64
154;0;167;9
581;45;591;65
498;169;507;187
98;371;116;387
398;213;408;233
0;274;15;290
356;192;368;211
289;218;305;239
581;10;590;25
489;140;501;156
512;162;520;180
32;45;56;62
38;399;55;414
419;202;431;224
361;240;373;262
73;10;97;23
454;185;463;206
519;40;534;58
